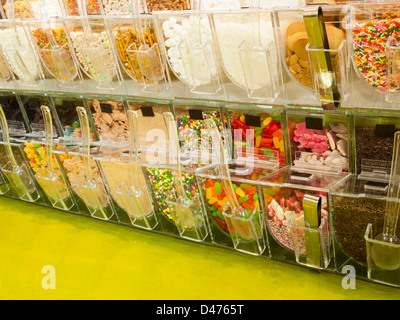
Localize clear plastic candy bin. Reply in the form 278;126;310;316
0;20;46;90
211;8;284;104
25;19;83;90
50;96;89;143
258;165;347;269
107;15;171;96
353;111;400;174
330;175;400;287
153;10;224;99
63;16;124;93
345;2;400;107
92;147;178;232
197;160;275;256
275;5;350;108
286;109;351;173
53;145;117;220
225;104;286;167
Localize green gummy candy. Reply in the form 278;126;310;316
72;122;80;128
271;115;281;122
253;194;258;201
232;184;238;191
240;183;252;189
210;206;218;212
214;182;222;195
238;195;249;203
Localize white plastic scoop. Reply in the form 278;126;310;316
72;106;114;220
116;110;157;230
370;131;400;270
0;105;39;202
164;111;208;241
34;105;74;210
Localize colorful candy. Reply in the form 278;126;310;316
24;143;70;174
203;178;260;233
229;111;284;165
31;28;76;81
176;110;225;158
353;14;400;91
146;167;199;227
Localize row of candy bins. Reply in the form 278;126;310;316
258;165;347;269
59;0;190;16
275;5;349;108
286;109;350;173
1;0;66;18
20;107;80;211
14;97;98;214
345;2;400;108
225;104;286;167
153;6;284;103
22;12;172;97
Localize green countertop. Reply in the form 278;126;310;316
0;197;398;300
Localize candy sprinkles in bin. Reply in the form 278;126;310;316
174;103;227;161
145;166;200;226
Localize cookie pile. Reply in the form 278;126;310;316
285;21;345;88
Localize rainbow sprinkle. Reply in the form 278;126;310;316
353;15;400;91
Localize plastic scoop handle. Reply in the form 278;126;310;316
382;131;400;243
163;111;187;200
0;105;17;167
76;106;92;181
41;105;55;173
127;110;141;190
203;118;241;211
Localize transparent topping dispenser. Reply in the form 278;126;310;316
127;99;171;150
28;106;76;210
153;9;221;96
258;165;347;269
107;13;169;94
26;16;82;89
211;8;281;102
330;130;400;287
86;98;128;145
275;5;349;107
0;105;41;202
226;104;285;167
65;16;123;90
287;110;350;173
197;122;274;255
